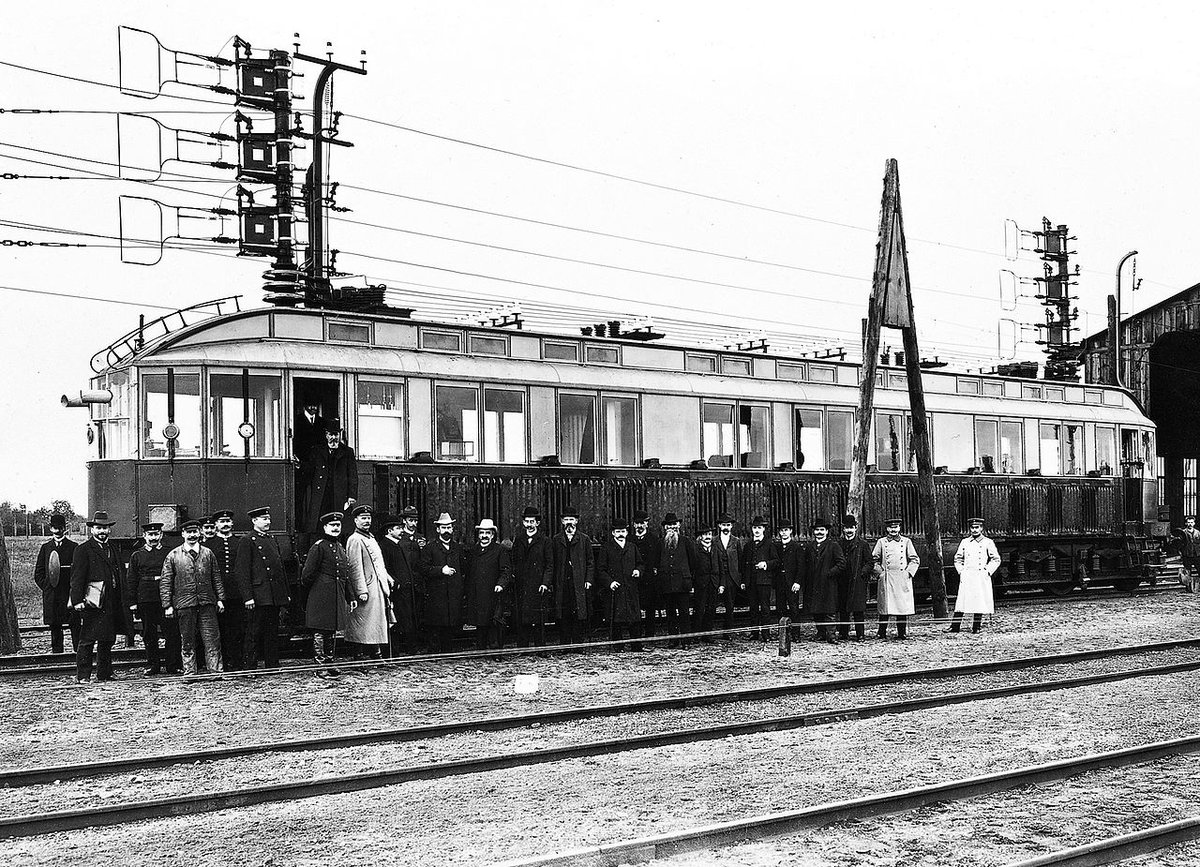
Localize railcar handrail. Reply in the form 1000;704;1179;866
89;295;243;373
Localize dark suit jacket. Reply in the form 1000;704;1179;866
417;538;467;627
33;536;76;625
381;533;423;632
234;531;290;607
655;534;702;594
550;532;595;621
70;537;133;642
298;443;359;532
806;540;847;614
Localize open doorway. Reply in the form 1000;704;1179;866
291;377;341;461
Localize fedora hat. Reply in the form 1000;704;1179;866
476;518;499;532
434;512;455;526
86;511;115;527
399;505;420;519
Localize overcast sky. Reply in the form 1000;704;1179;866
1;1;1194;508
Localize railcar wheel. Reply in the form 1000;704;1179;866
1112;578;1141;593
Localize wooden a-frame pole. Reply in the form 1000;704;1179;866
847;159;948;619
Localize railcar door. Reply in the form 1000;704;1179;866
291;376;342;460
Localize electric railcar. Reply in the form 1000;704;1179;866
68;296;1165;594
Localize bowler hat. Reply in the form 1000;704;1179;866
380;515;403;531
561;506;580;519
661;512;681;525
750;515;768;527
433;512;455;526
322;417;343;434
180;518;202;531
811;519;831;530
610;518;630;532
716;513;735;525
632;510;650;523
842;514;858;528
522;506;542;519
247;506;271;519
319;511;343;525
50;514;67;531
476;518;499;532
399;505;420;519
776;518;794;531
86;511;115;527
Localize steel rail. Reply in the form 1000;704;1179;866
493;738;1200;867
4;638;1199;787
1003;816;1200;866
1;659;1198;836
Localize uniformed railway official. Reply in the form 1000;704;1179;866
32;513;78;654
344;504;395;659
302;511;353;666
126;522;180;675
950;517;1002;633
205;510;243;670
235;506;290;669
873;518;919;639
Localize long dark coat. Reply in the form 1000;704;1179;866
465;543;512;628
806;539;847;615
380;534;423;633
551;532;594;621
204;534;241;603
298;443;359;533
33;536;77;625
655;534;702;595
69;538;134;644
418;538;468;628
778;540;806;608
742;538;781;589
301;536;353;632
836;534;873;612
511;532;553;626
597;538;643;624
234;531;290;607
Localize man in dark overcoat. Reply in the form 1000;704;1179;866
511;506;552;646
712;515;744;637
742;516;780;641
298;417;358;536
234;506;291;668
380;507;424;654
550;506;594;645
205;509;243;670
655;513;703;647
417;512;467;652
301;511;352;665
125;522;179;675
32;513;78;653
691;526;719;640
292;399;325;462
598;518;643;649
465;519;512;650
805;519;847;643
631;511;663;638
777;520;806;637
835;514;873;640
70;511;134;682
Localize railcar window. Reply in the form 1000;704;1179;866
702;402;736;468
543;341;579;361
1063;424;1084;474
739;404;770;468
777;361;805;381
1039;423;1062;475
357;380;405;459
982;381;1004;397
142;372;201;458
1000;421;1024;474
585;345;620;364
1084;389;1103;405
975;419;999;473
469;335;508;357
483;388;526;463
809;365;836;383
874;411;910;472
422;330;462;352
795;408;824;470
826;410;853;471
956;378;981;395
1021;384;1043;400
328;321;371;343
889;373;908;389
686;354;717;373
435;385;479;462
1094;426;1116;475
933;413;974;471
209;373;282;457
1184;459;1197;518
93;371;133;459
602;396;638;466
559;393;598;465
722;358;752;376
1046;387;1066;402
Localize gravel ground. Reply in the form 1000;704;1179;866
658;754;1200;866
5;592;1200;866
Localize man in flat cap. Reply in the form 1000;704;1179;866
33;513;78;654
551;506;594;645
234;506;289;669
511;506;552;647
417;512;467;652
836;515;873;641
345;504;395;659
873;518;919;639
70;511;134;682
205;509;243;670
742;516;780;641
631;510;663;640
805;519;846;643
950;517;1001;634
298;417;358;546
380;507;425;654
161;518;226;675
126;521;180;675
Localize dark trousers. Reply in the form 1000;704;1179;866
244;605;281;668
662;591;689;643
641;584;661;638
610;621;642;650
76;640;114;681
218;603;246;671
692;581;716;636
717;583;738;634
749;585;773;638
50;620;80;654
313;630;336;663
178;605;223;674
837;610;866;639
390;622;421;654
814;613;837;641
878;614;908;638
950;612;984;633
476;624;506;650
139;605;182;672
428;626;457;653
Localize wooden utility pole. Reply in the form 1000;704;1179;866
0;523;19;653
847;159;947;618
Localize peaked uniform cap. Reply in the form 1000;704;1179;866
350;504;373;518
180;518;202;530
320;511;343;525
141;522;164;532
247;506;271;519
211;509;235;520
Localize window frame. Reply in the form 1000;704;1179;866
207;367;284;459
140;366;204;460
432;381;531;465
354;375;407;461
701;399;772;469
420;328;463;352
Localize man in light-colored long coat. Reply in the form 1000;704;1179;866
950;517;1002;633
872;518;919;639
344;505;395;657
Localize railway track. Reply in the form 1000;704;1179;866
494;738;1200;867
1;640;1197;837
1004;817;1200;866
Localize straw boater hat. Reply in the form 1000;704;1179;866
434;512;455;526
476;518;499;533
